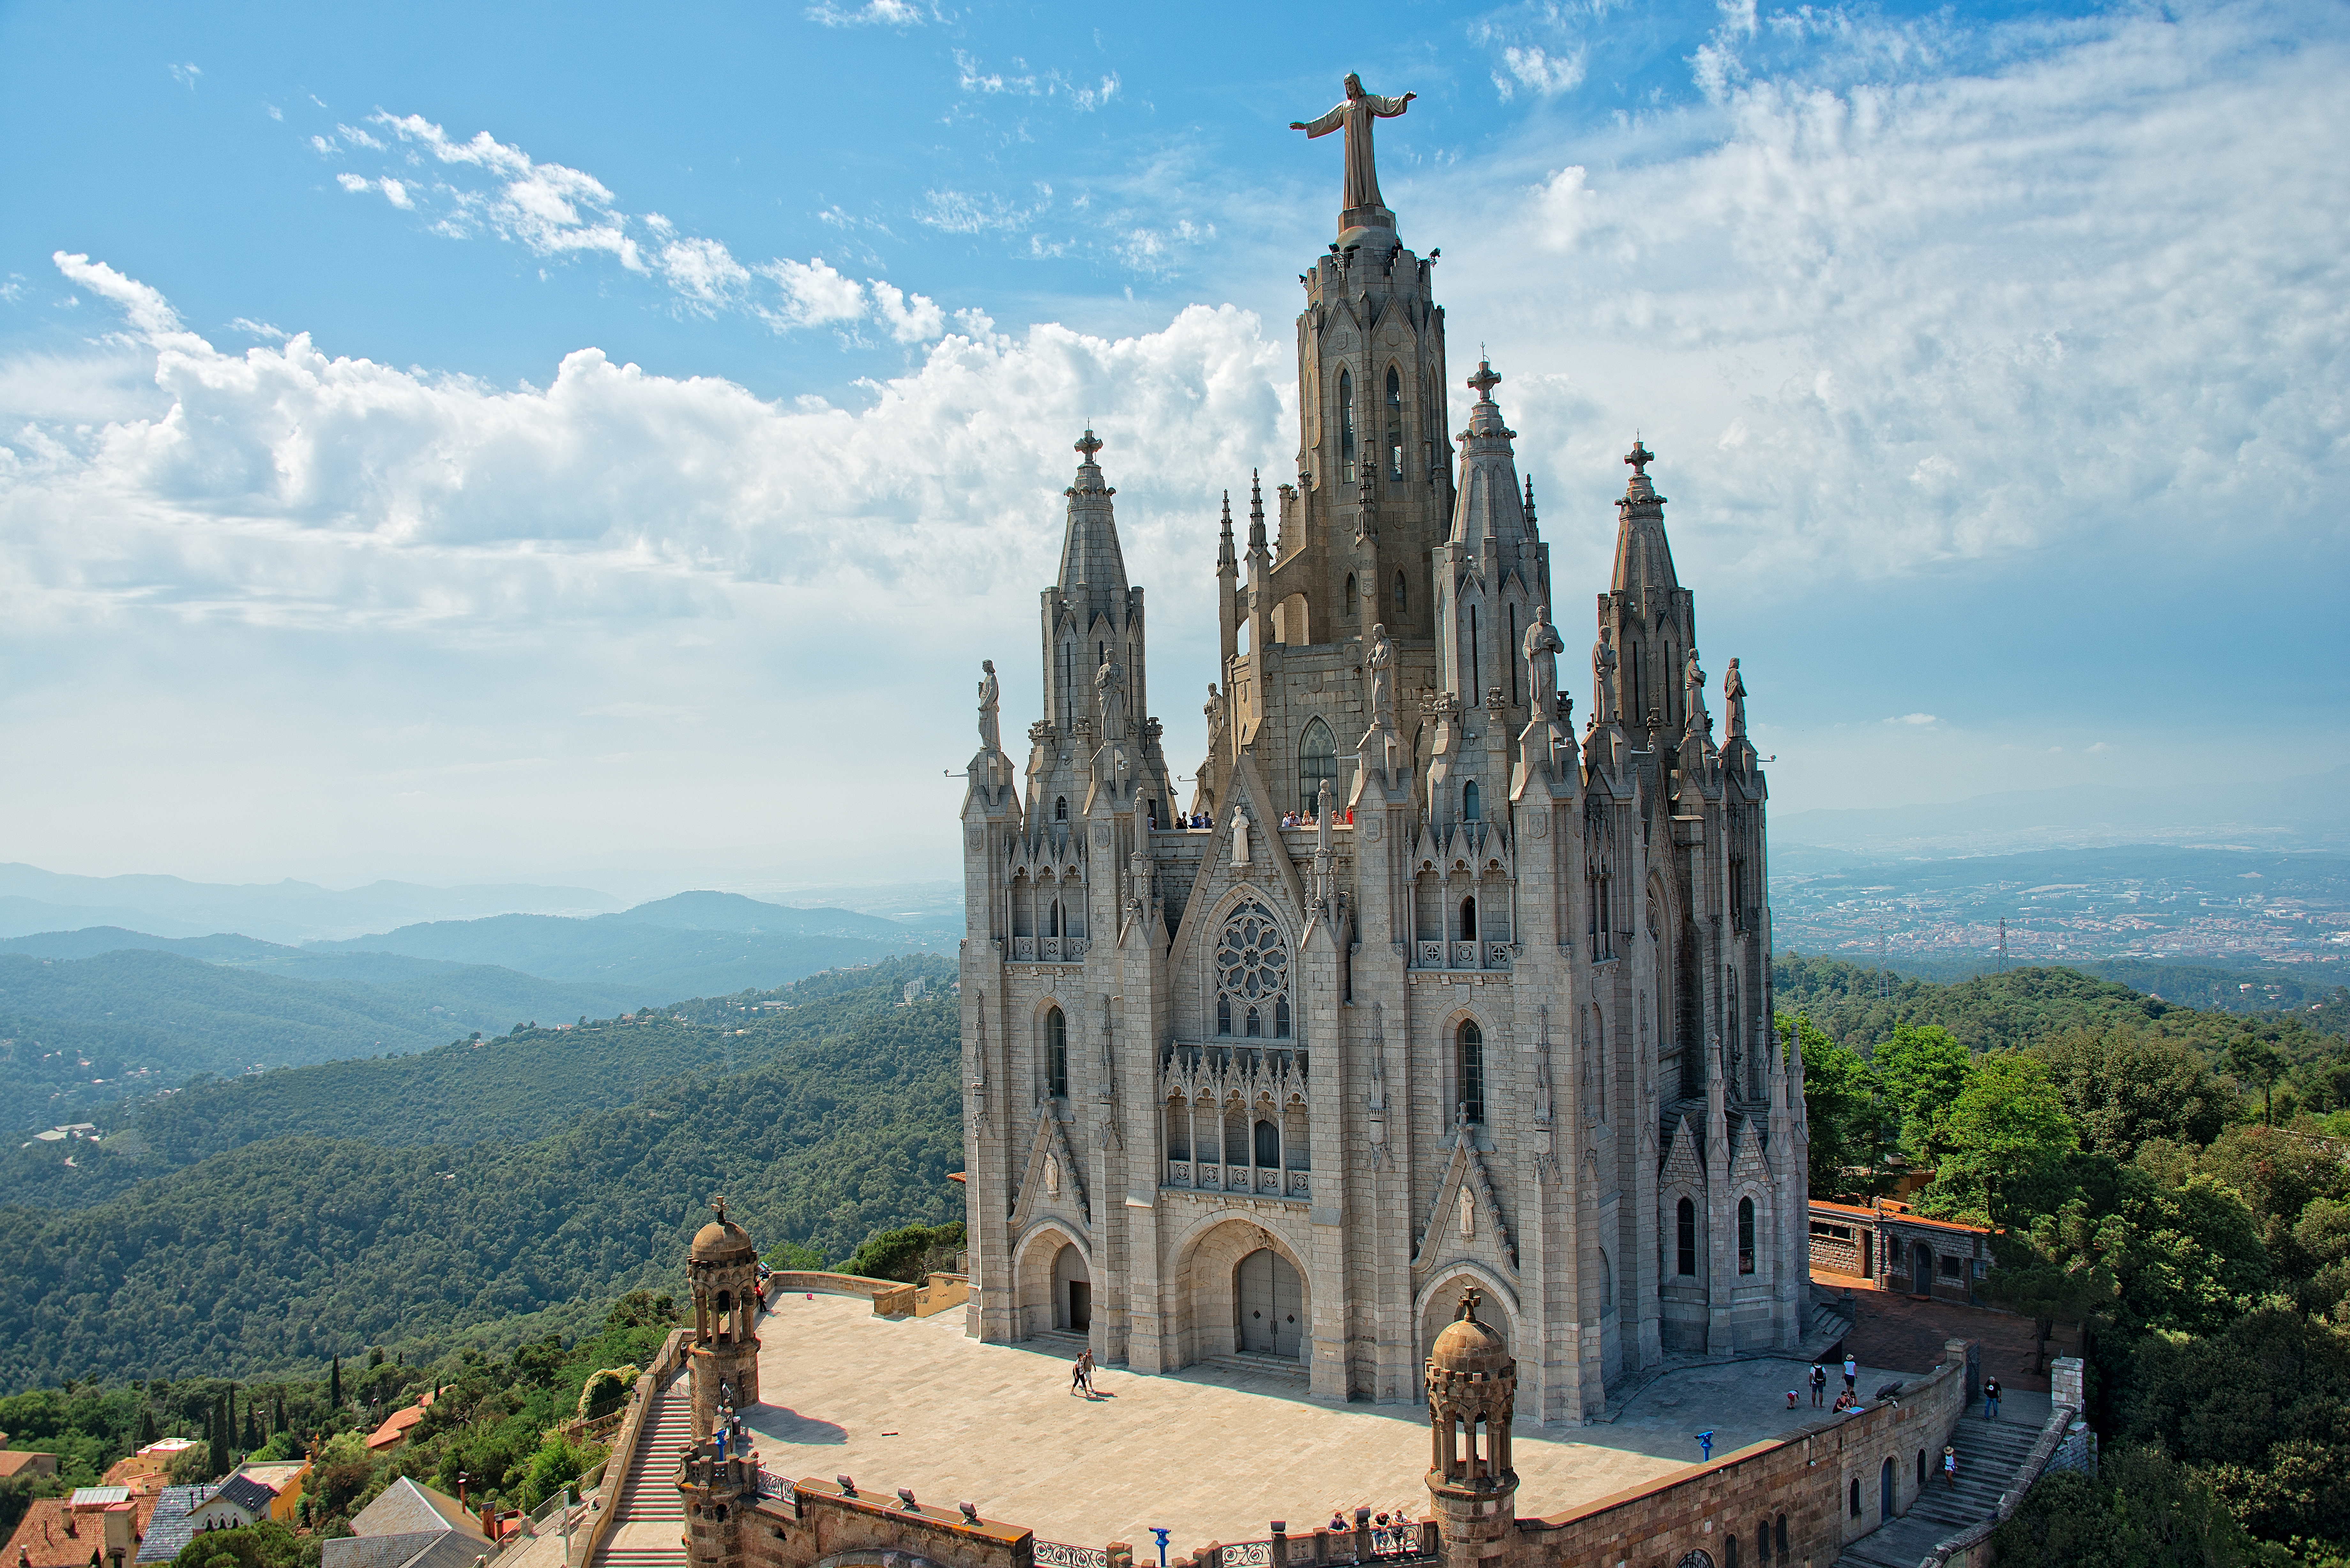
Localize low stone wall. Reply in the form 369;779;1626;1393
1509;1338;1974;1568
776;1270;972;1318
742;1476;1034;1568
574;1326;690;1568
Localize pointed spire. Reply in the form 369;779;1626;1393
1522;474;1537;525
1053;424;1129;613
1246;469;1269;555
1217;490;1236;570
1611;437;1679;596
1447;357;1529;547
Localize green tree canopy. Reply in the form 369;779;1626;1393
2037;1026;2231;1161
1922;1053;2079;1225
1874;1020;1972;1157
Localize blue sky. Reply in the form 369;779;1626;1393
1;0;2344;893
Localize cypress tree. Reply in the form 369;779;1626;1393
136;1408;158;1447
243;1403;261;1450
208;1394;228;1478
330;1356;342;1409
274;1393;287;1434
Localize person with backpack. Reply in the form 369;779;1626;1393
1983;1375;2002;1420
1810;1363;1828;1407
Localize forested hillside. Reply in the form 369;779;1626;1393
0;959;961;1390
1775;955;2350;1558
0;956;948;1209
1774;952;2340;1063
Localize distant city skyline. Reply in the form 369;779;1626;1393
2;0;2344;887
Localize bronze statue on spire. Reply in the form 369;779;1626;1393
1290;73;1415;217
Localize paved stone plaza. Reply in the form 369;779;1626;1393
740;1293;1917;1550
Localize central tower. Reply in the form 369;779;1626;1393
958;76;1801;1427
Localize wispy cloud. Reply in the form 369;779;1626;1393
167;63;200;91
303;114;946;343
805;0;925;25
1493;44;1586;101
952;50;1119;110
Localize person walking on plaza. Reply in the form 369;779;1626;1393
1810;1362;1828;1407
1071;1354;1088;1396
1843;1354;1858;1393
1983;1375;2002;1420
1079;1348;1096;1397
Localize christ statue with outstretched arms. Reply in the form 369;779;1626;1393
1291;73;1415;214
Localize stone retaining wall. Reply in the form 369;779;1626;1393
1508;1338;1975;1568
1922;1356;2088;1568
741;1476;1034;1568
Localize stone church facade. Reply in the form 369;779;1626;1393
956;114;1807;1424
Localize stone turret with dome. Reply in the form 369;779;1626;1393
686;1197;761;1436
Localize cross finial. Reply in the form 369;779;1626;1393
1075;428;1103;462
1467;359;1501;400
1624;439;1653;477
708;1195;727;1224
1457;1288;1483;1323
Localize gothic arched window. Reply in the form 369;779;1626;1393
1274;997;1291;1038
1457;1019;1484;1124
1344;572;1357;616
1677;1196;1697;1276
1462;779;1481;822
1055;795;1068;821
1298;716;1337;815
1739;1196;1757;1274
1216;901;1290;1044
1045;1005;1068;1099
1386;366;1403;479
1459;896;1478;941
1254;1119;1279;1167
1394;569;1407;611
1339;368;1356;482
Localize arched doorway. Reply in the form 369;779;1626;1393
1235;1248;1302;1357
1913;1241;1934;1296
1880;1455;1895;1520
1054;1241;1092;1333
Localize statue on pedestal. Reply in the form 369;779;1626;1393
1724;658;1748;739
1592;626;1619;723
1522;605;1565;723
1290;73;1415;215
1367;622;1397;728
977;659;1000;752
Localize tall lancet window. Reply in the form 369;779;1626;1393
1216;901;1291;1046
1394;569;1408;612
1339;369;1357;483
1456;1020;1484;1124
1508;605;1520;704
1045;1005;1068;1099
1386;367;1403;479
1297;717;1337;816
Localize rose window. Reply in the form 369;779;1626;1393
1215;901;1291;1038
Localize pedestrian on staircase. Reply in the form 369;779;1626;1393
1943;1446;1958;1486
1810;1363;1827;1407
1982;1376;2001;1420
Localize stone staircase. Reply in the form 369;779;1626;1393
1834;1404;2047;1568
592;1385;697;1568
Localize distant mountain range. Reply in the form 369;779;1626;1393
0;863;624;945
0;889;948;1130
